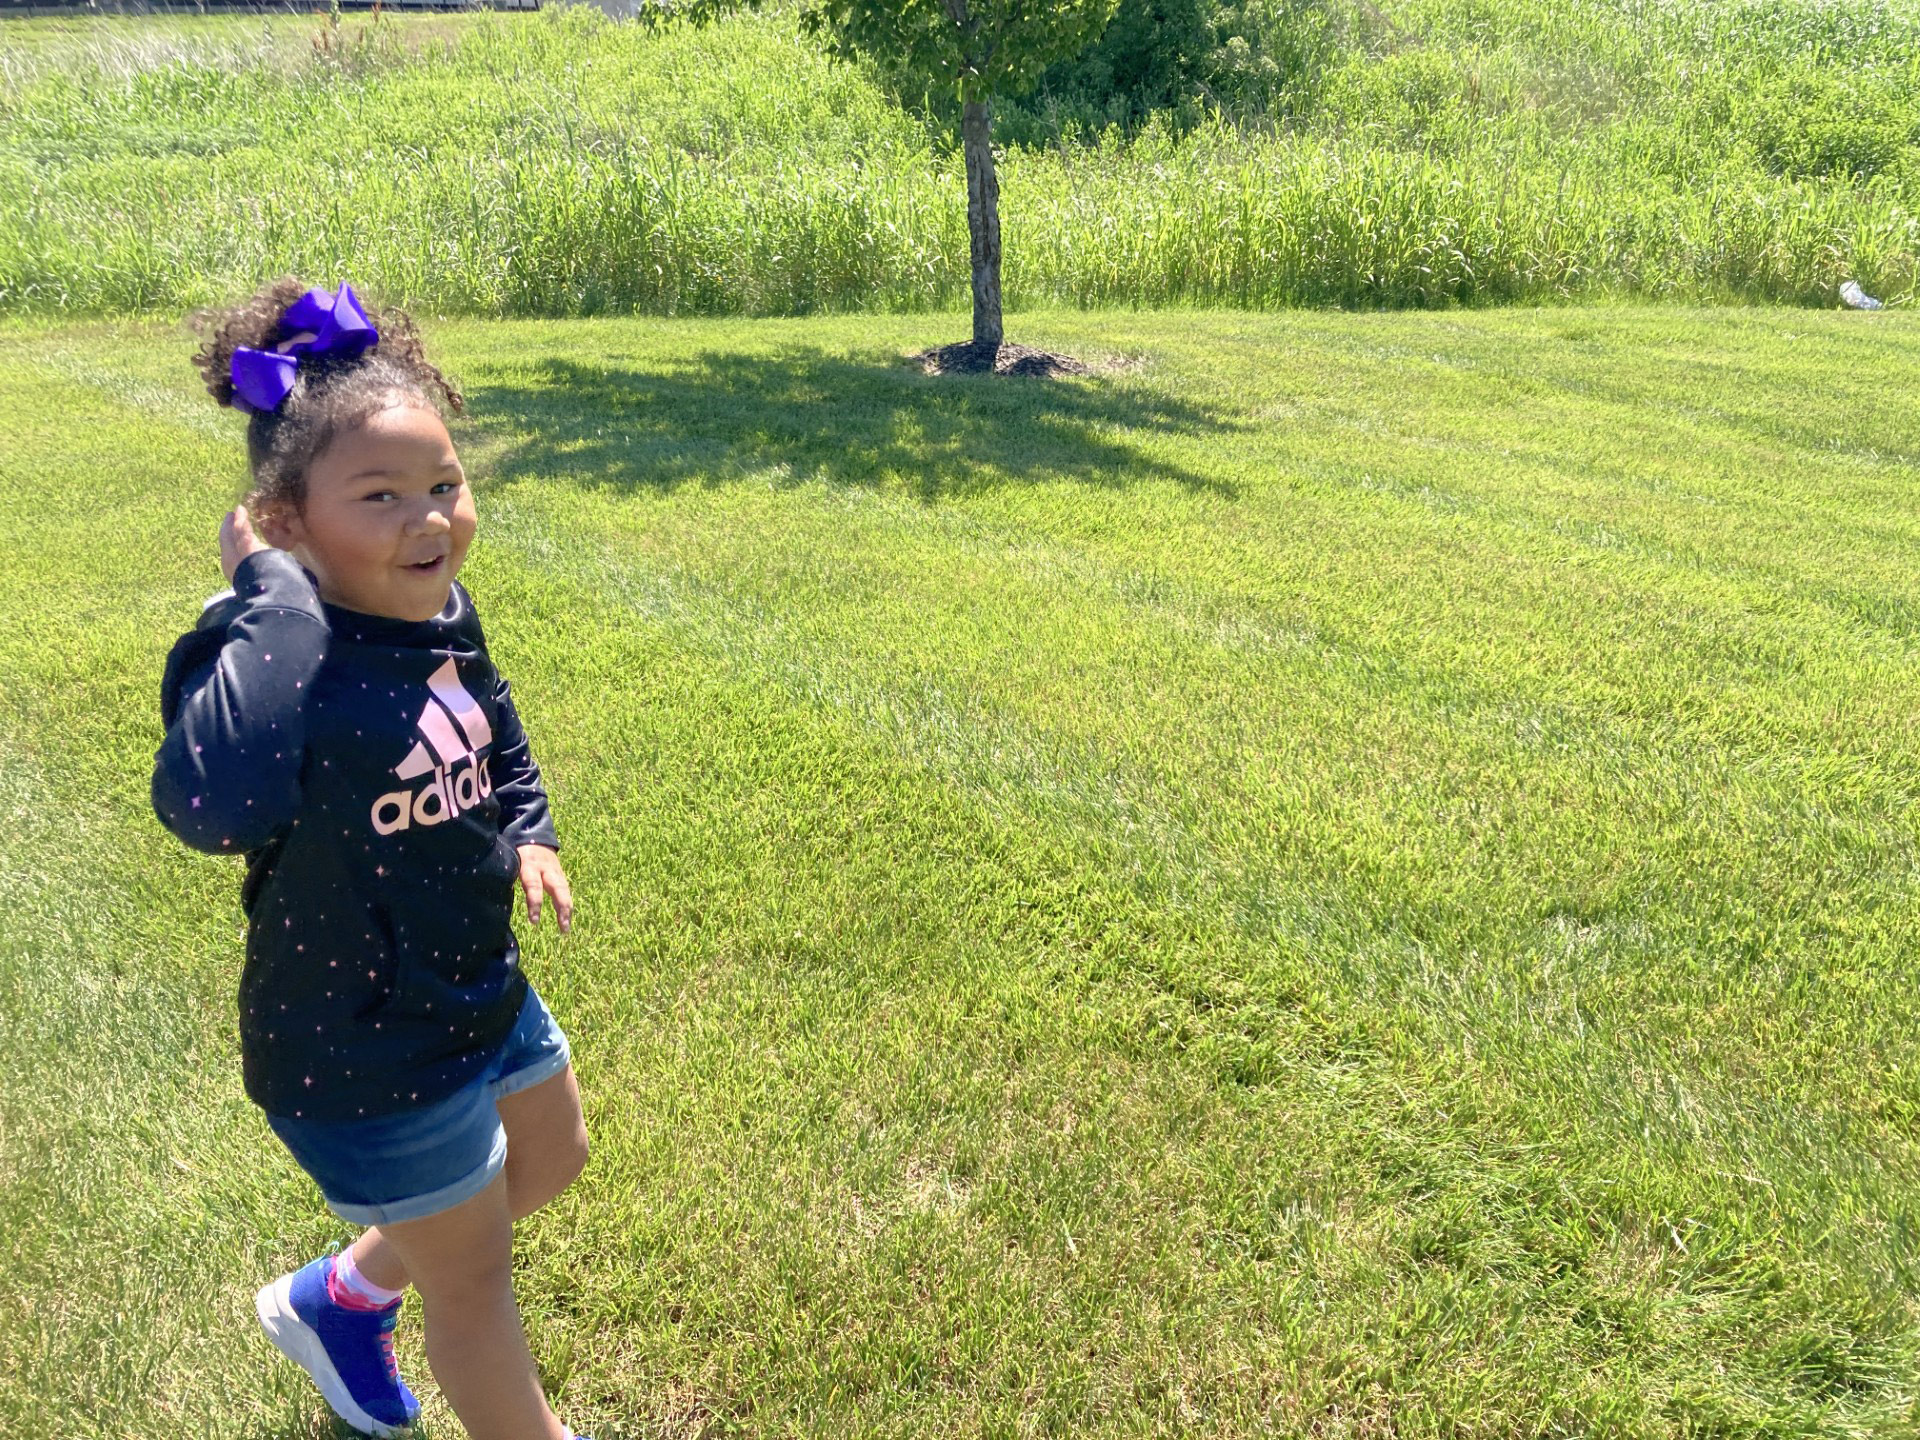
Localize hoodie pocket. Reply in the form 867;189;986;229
352;900;408;1021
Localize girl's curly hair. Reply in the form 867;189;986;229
192;277;465;513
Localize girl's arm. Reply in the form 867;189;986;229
488;675;559;852
152;546;328;854
488;675;571;931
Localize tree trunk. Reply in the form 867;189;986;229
962;99;1003;350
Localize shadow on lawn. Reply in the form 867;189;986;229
463;345;1241;500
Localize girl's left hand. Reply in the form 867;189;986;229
516;844;573;933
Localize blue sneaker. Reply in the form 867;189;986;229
255;1255;420;1436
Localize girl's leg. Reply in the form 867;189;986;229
378;1168;568;1440
351;1065;589;1292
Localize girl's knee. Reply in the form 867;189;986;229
549;1132;589;1204
499;1065;589;1218
510;1127;589;1219
560;1126;590;1188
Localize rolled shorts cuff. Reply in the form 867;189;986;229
491;1036;571;1102
321;1125;508;1227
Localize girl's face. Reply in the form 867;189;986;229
267;401;477;622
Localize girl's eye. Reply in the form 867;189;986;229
363;491;397;503
432;480;461;495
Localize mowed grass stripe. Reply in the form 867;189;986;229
0;401;1651;1436
8;310;1920;1124
444;509;1919;1439
451;313;1920;1056
458;395;1918;1243
15;311;1920;1144
1;311;1916;1437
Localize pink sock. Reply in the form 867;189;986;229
328;1246;405;1311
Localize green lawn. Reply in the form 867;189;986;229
2;307;1918;1438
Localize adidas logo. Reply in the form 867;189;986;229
370;659;496;835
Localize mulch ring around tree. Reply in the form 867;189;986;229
915;341;1091;377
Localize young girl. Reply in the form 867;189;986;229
153;279;589;1440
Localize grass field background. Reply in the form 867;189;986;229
3;0;1920;315
2;306;1918;1436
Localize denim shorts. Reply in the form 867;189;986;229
266;985;572;1226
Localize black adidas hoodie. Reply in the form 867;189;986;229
152;549;559;1121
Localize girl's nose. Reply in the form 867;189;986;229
407;506;453;536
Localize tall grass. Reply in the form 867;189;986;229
0;1;1917;315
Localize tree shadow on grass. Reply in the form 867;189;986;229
464;345;1243;501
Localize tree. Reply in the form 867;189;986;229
667;0;1120;355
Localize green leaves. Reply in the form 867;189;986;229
659;0;1121;104
818;0;1120;103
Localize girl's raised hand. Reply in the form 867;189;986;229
516;844;573;934
219;505;274;582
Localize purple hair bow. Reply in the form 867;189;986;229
229;282;378;413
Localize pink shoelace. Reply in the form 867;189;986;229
375;1318;400;1383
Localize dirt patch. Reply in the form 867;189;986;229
915;340;1091;377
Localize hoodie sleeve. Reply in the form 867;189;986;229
488;674;559;852
151;549;329;855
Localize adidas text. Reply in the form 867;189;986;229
371;759;494;834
